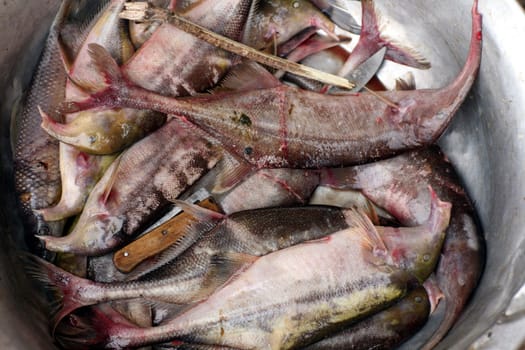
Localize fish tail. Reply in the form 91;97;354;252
38;106;76;143
36;199;83;222
55;304;156;349
338;0;430;78
420;299;462;350
59;43;128;114
425;186;452;237
22;253;97;334
55;304;137;350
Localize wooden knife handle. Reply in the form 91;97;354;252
113;198;220;273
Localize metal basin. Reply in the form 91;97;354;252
0;0;524;348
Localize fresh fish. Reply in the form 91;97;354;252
320;145;485;350
29;187;449;330
64;1;481;187
241;0;338;52
336;0;430;81
40;106;166;155
12;1;71;254
36;118;222;256
31;205;351;328
122;0;252;97
38;0;143;221
50;192;449;349
303;286;430;350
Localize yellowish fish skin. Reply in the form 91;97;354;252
41;108;166;155
304;286;430;350
49;192;449;349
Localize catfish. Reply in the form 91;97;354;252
36;119;222;256
30;205;352;329
51;192;449;349
319;145;485;350
29;186;449;332
61;0;481;187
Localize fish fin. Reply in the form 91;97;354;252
423;274;445;314
124;218;221;280
347;209;389;265
363;200;380;225
21;253;95;335
277;27;319;58
384;37;431;70
101;155;122;205
395;71;416;91
87;43;125;89
284;34;348;65
196;252;258;297
212;158;254;194
38;105;68;142
59;43;130;114
242;0;262;45
215;61;282;93
146;300;189;324
54;303;137;350
170;200;226;222
66;73;102;95
357;0;431;69
323;0;362;34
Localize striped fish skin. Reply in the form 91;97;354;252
123;0;252;97
37;119;222;256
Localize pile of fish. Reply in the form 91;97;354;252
12;0;485;349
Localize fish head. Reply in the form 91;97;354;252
244;0;336;50
41;108;166;155
38;211;125;256
380;188;451;283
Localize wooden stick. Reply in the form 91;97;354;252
120;2;355;90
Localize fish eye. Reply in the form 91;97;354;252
422;254;431;262
292;1;300;9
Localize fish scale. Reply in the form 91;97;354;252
12;1;72;253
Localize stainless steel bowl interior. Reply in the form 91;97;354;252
1;0;524;349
